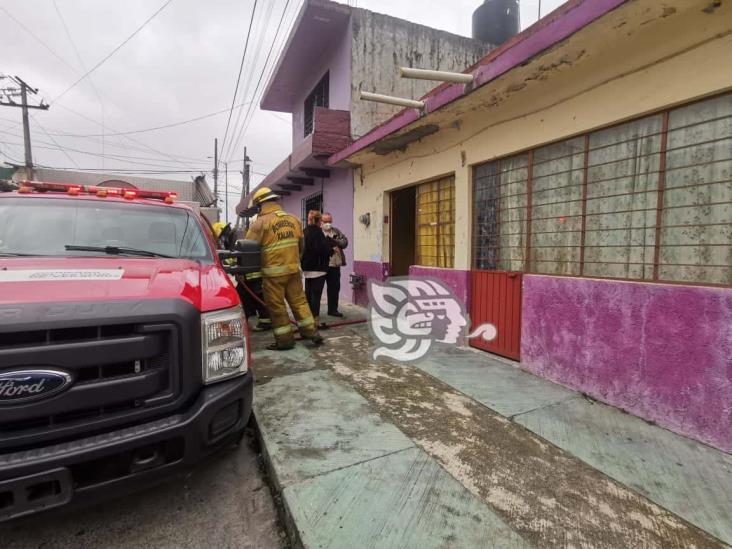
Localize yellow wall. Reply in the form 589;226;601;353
351;0;732;270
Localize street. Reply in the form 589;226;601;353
1;430;284;549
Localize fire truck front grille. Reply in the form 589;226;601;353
0;322;182;452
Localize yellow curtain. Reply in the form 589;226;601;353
416;176;455;268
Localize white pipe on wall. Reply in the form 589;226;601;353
399;67;474;84
359;91;425;110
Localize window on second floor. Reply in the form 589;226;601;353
304;72;329;137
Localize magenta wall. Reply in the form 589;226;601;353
353;260;390;306
521;275;732;452
409;266;470;305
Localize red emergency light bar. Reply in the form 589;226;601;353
17;181;178;203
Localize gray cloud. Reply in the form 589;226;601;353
1;0;564;220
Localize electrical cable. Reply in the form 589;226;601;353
0;6;79;74
220;0;259;156
30;114;81;169
221;0;276;161
53;0;107;168
54;103;198;171
51;0;177;104
50;101;253;138
3;132;207;168
226;0;298;161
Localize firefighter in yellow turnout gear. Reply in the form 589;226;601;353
245;187;323;350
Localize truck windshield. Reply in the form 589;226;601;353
0;197;213;261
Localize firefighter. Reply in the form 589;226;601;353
238;269;272;332
213;221;271;331
245;187;323;350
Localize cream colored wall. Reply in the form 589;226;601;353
351;0;732;270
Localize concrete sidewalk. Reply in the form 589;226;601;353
250;305;731;548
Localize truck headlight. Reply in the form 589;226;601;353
201;306;248;384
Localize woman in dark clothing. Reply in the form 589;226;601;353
302;210;335;327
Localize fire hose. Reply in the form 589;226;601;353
237;277;368;337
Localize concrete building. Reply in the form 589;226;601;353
330;0;732;453
239;0;489;300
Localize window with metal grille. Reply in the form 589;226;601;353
302;191;323;226
472;92;731;286
416;176;455;268
304;73;329;138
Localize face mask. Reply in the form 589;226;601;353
323;223;332;231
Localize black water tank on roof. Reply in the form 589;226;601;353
472;0;520;46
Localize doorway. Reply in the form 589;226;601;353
390;186;416;276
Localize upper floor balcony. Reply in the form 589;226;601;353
237;107;351;212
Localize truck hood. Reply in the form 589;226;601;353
0;257;240;312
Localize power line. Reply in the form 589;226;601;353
0;6;78;74
53;0;108;169
227;0;298;160
54;103;198;171
220;0;259;156
30;114;80;169
2;136;208;170
27;123;210;164
51;0;177;104
221;0;276;160
50;101;253;138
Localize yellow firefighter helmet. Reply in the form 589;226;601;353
249;186;280;208
212;221;226;238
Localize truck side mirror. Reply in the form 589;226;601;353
218;239;261;276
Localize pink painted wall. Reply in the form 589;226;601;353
409;266;470;306
353;260;390;306
292;24;353;147
521;275;732;453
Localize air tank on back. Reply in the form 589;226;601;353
472;0;520;46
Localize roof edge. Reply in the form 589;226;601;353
328;0;629;166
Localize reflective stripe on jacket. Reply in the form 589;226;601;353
245;202;303;278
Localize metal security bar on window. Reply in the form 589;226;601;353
302;192;323;227
304;73;329;138
416;176;455;268
472;92;732;287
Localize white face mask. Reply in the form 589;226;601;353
323;222;333;231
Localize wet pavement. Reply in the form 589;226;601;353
251;308;731;548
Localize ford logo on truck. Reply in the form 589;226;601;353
0;369;73;404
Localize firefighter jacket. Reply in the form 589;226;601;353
245;202;303;278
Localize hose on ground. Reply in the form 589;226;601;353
238;278;368;331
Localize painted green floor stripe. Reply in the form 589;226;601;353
254;369;414;487
285;446;529;549
515;397;732;545
415;344;578;417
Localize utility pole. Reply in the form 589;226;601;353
213;137;219;210
243;147;251;231
0;76;49;180
224;161;229;225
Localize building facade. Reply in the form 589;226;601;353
331;0;732;452
240;0;489;300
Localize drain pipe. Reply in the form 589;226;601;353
359;91;425;110
399;67;474;84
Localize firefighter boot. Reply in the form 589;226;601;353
262;276;296;350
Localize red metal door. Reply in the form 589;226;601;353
469;270;522;360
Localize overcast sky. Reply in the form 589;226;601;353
1;0;565;220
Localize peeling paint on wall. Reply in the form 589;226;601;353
521;275;732;453
350;9;488;139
